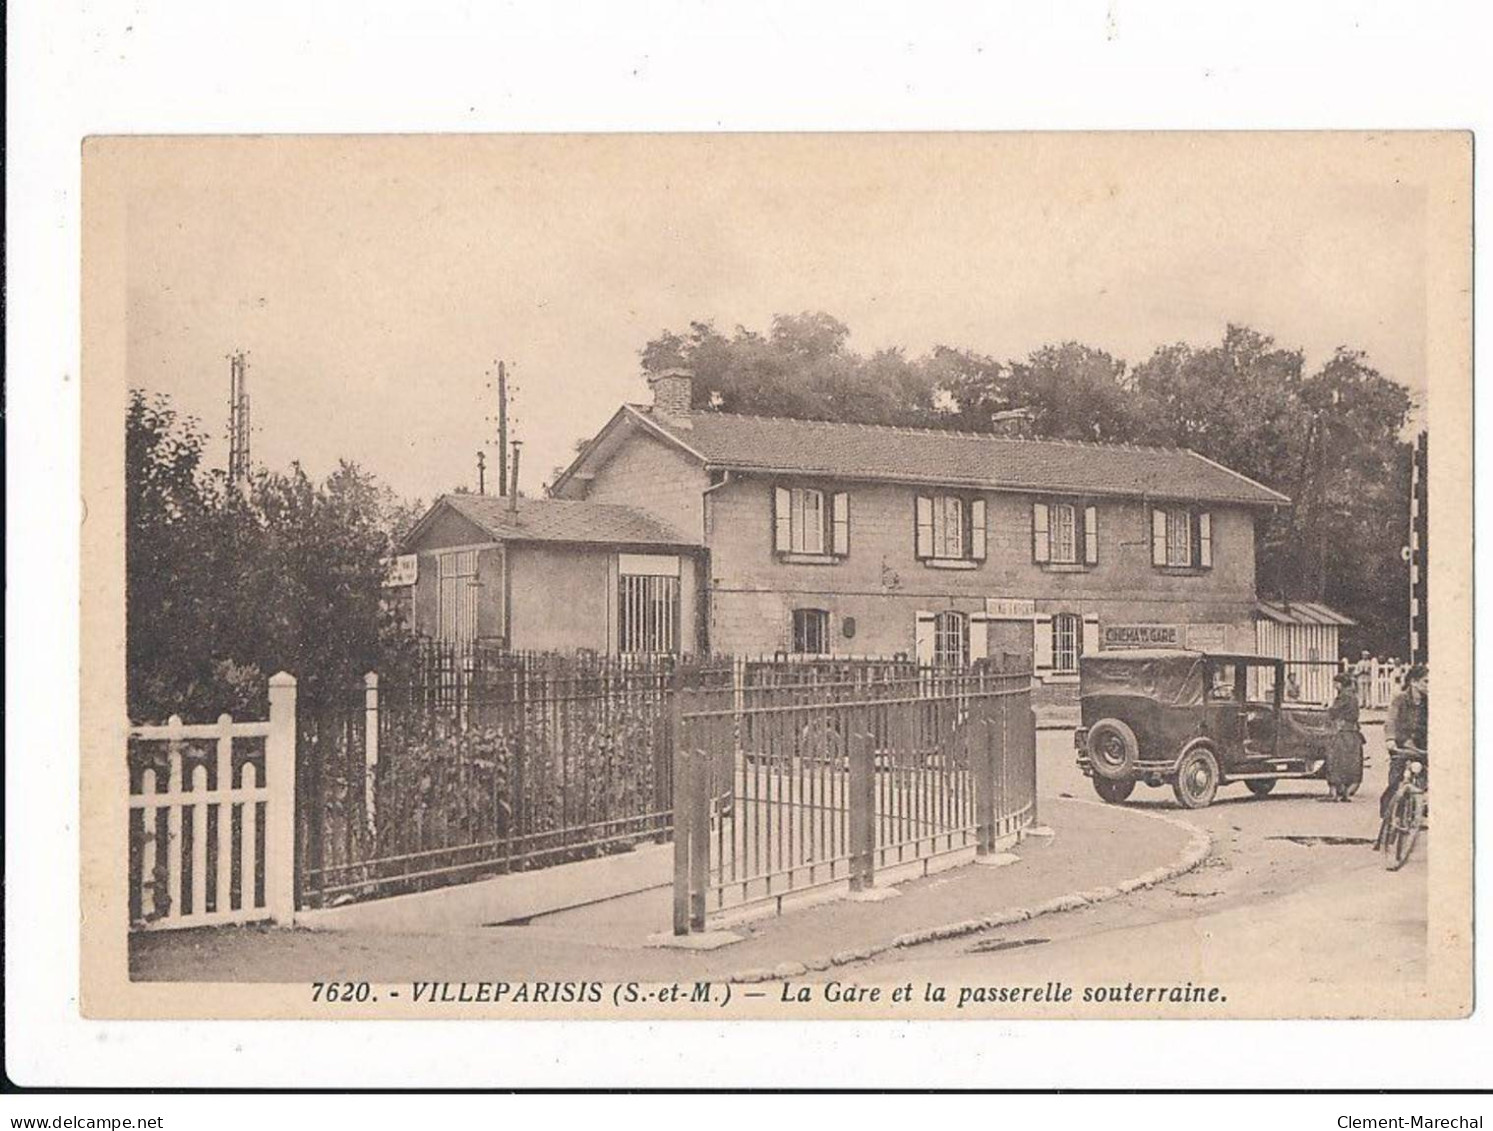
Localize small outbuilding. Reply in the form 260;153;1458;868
392;494;706;656
1254;599;1356;705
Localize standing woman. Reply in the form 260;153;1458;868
1324;671;1364;802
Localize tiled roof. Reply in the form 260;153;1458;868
431;494;697;547
634;407;1289;507
1255;600;1356;627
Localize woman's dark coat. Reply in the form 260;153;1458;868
1324;687;1364;790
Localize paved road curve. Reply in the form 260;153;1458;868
845;723;1428;998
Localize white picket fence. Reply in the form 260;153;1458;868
128;673;296;931
1339;657;1407;711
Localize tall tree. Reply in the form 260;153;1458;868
640;313;940;427
127;390;419;720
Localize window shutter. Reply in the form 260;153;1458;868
1032;502;1051;563
914;612;936;666
1152;506;1168;566
969;614;989;663
970;498;987;561
1082;613;1100;657
1198;511;1212;568
915;496;934;559
1034;615;1054;670
774;486;792;553
1084;505;1098;565
832;492;850;556
1190;510;1203;568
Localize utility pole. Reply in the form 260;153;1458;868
508;440;522;513
476;451;487;495
497;361;509;497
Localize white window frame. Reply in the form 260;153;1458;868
776;485;850;558
933;496;964;560
933;610;970;669
1166;508;1192;567
1050;503;1078;564
919;494;985;563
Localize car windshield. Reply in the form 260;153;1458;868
1079;653;1206;706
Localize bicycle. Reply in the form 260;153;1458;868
1376;746;1427;871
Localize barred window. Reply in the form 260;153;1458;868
1052;612;1082;673
934;611;970;669
619;570;679;655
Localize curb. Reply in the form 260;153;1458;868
724;803;1212;984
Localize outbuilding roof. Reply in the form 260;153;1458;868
611;407;1289;508
1255;600;1356;627
404;494;698;550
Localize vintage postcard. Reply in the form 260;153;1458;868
79;132;1472;1020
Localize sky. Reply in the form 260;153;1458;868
118;133;1431;506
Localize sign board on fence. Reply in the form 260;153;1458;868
1102;623;1182;650
985;597;1036;620
382;554;418;588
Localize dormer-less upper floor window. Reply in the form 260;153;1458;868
915;494;987;565
1151;505;1213;570
773;485;849;559
1032;501;1098;566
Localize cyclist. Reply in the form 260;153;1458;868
1377;663;1427;833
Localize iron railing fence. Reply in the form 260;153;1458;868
296;645;1037;911
672;656;1037;932
296;648;686;908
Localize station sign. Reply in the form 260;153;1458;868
984;597;1036;620
382;554;419;588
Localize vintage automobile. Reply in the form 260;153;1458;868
1073;649;1353;809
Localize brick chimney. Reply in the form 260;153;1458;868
647;367;694;420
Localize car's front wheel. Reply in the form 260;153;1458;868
1173;745;1221;809
1093;777;1136;804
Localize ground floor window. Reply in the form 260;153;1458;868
791;608;830;654
1052;612;1082;673
619;573;679;655
934;611;970;669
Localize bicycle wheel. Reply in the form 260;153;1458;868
1378;813;1400;860
1389;791;1424;870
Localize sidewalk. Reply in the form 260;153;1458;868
130;795;1203;984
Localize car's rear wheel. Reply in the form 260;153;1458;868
1172;745;1220;809
1245;778;1277;798
1086;719;1139;781
1092;777;1135;804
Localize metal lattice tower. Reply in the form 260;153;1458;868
227;351;251;485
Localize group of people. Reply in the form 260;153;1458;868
1320;661;1429;811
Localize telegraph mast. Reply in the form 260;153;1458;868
227;351;251;488
497;361;509;496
